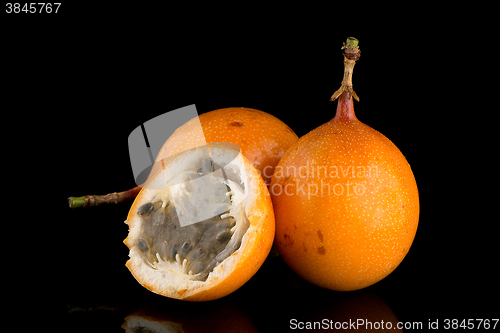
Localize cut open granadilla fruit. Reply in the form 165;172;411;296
124;144;274;301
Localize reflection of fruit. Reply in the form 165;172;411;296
123;296;259;333
270;38;419;291
124;144;274;301
152;107;298;186
299;289;403;332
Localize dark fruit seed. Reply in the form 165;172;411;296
215;219;233;231
160;241;168;260
188;248;203;261
138;202;154;217
216;230;232;243
191;262;204;274
137;238;149;252
169;244;179;260
202;219;217;230
180;241;193;258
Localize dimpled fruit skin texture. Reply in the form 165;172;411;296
270;94;419;291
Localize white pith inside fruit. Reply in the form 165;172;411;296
124;145;262;298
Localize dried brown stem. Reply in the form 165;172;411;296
68;186;142;208
330;37;361;102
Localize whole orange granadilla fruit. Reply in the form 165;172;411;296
270;37;419;291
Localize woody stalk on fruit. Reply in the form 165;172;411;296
330;37;360;102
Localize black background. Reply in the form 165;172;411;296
4;4;498;332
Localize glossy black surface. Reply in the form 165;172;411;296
6;7;497;332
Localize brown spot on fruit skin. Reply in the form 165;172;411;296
317;246;326;255
317;230;324;243
283;233;294;247
229;121;243;127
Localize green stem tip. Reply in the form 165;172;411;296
68;196;86;208
346;37;359;47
